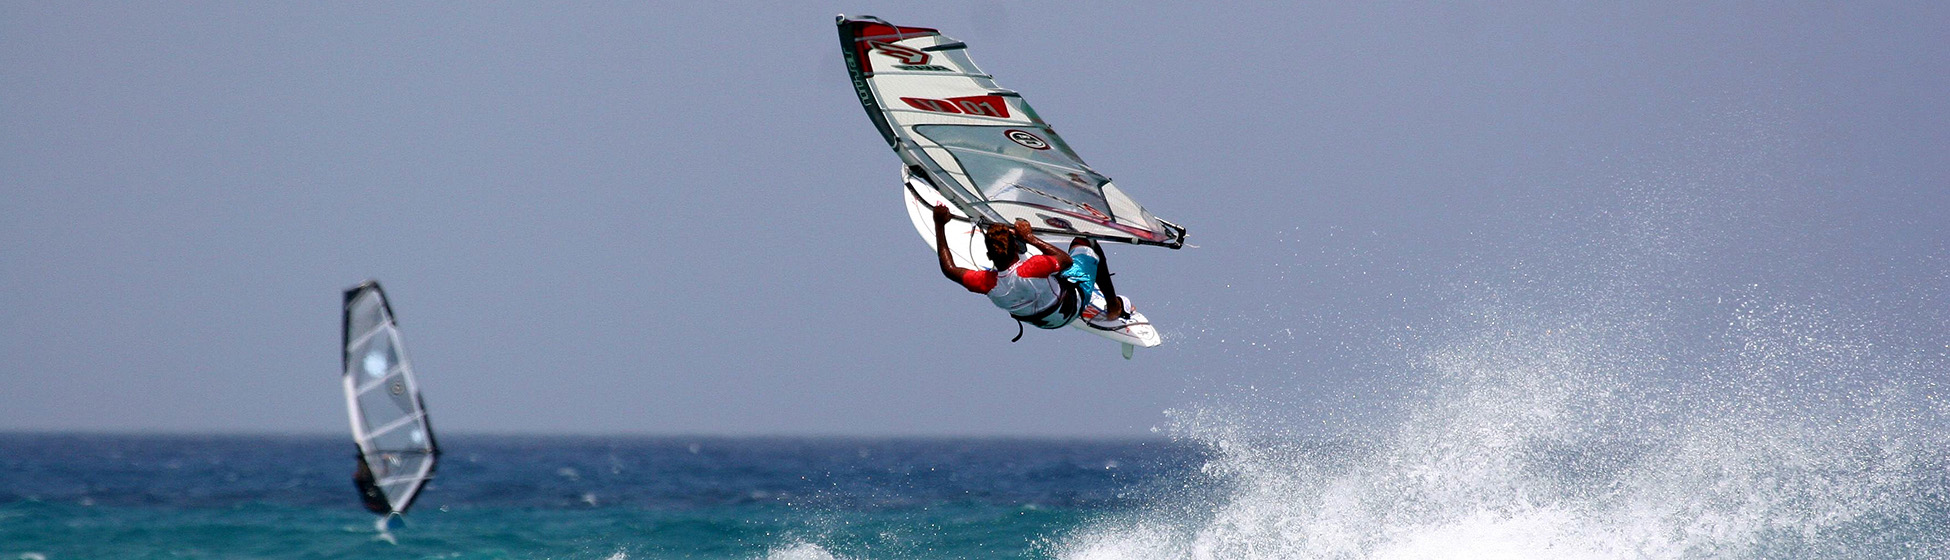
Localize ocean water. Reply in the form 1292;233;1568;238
7;392;1948;560
12;275;1950;558
0;435;1204;559
8;305;1950;560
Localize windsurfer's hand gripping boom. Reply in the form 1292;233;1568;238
931;203;965;282
931;203;1071;281
1012;219;1071;268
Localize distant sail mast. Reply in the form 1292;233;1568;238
341;280;439;515
837;15;1186;249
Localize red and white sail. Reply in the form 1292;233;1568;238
838;15;1186;249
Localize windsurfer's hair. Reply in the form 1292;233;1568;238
983;223;1023;262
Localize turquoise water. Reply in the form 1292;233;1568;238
12;304;1950;560
8;403;1949;560
0;435;1198;559
4;500;1088;558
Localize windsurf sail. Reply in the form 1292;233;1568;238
341;280;438;516
837;15;1187;249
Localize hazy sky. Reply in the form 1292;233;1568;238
4;2;1945;436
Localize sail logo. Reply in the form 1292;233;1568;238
1006;129;1050;150
1080;203;1110;221
869;41;930;64
870;41;950;71
900;95;1011;118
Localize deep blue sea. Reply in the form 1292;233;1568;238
0;435;1205;559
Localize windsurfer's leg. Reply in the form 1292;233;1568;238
1062;241;1101;305
1066;239;1123;321
1090;239;1124;320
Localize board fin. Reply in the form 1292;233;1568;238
1121;343;1135;360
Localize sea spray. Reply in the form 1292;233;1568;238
1057;303;1949;560
763;541;851;560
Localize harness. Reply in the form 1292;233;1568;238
1008;277;1082;341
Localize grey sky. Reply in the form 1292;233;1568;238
3;2;1945;436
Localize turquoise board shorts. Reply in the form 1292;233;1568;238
1059;245;1102;304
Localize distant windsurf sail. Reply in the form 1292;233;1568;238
837;15;1186;249
341;280;438;516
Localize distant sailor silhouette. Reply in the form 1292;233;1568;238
352;455;391;514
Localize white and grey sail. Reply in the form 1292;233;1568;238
341;280;438;515
838;15;1187;249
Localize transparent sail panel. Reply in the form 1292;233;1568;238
356;378;417;432
367;449;427;479
346;293;385;341
1100;183;1163;232
914;124;1111;213
371;425;430;453
381;479;418;507
349;332;399;379
366;448;434;511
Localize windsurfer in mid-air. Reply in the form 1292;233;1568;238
931;204;1126;334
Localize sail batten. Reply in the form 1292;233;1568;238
352;369;408;395
936;146;1094;176
366;412;427;438
374;474;428;486
347;325;386;349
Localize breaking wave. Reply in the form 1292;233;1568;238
762;542;852;560
1059;110;1950;560
1061;300;1948;559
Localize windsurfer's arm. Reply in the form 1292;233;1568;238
932;204;974;281
1015;219;1072;270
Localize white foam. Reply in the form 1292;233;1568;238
1058;312;1948;560
1057;104;1949;560
761;542;848;560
